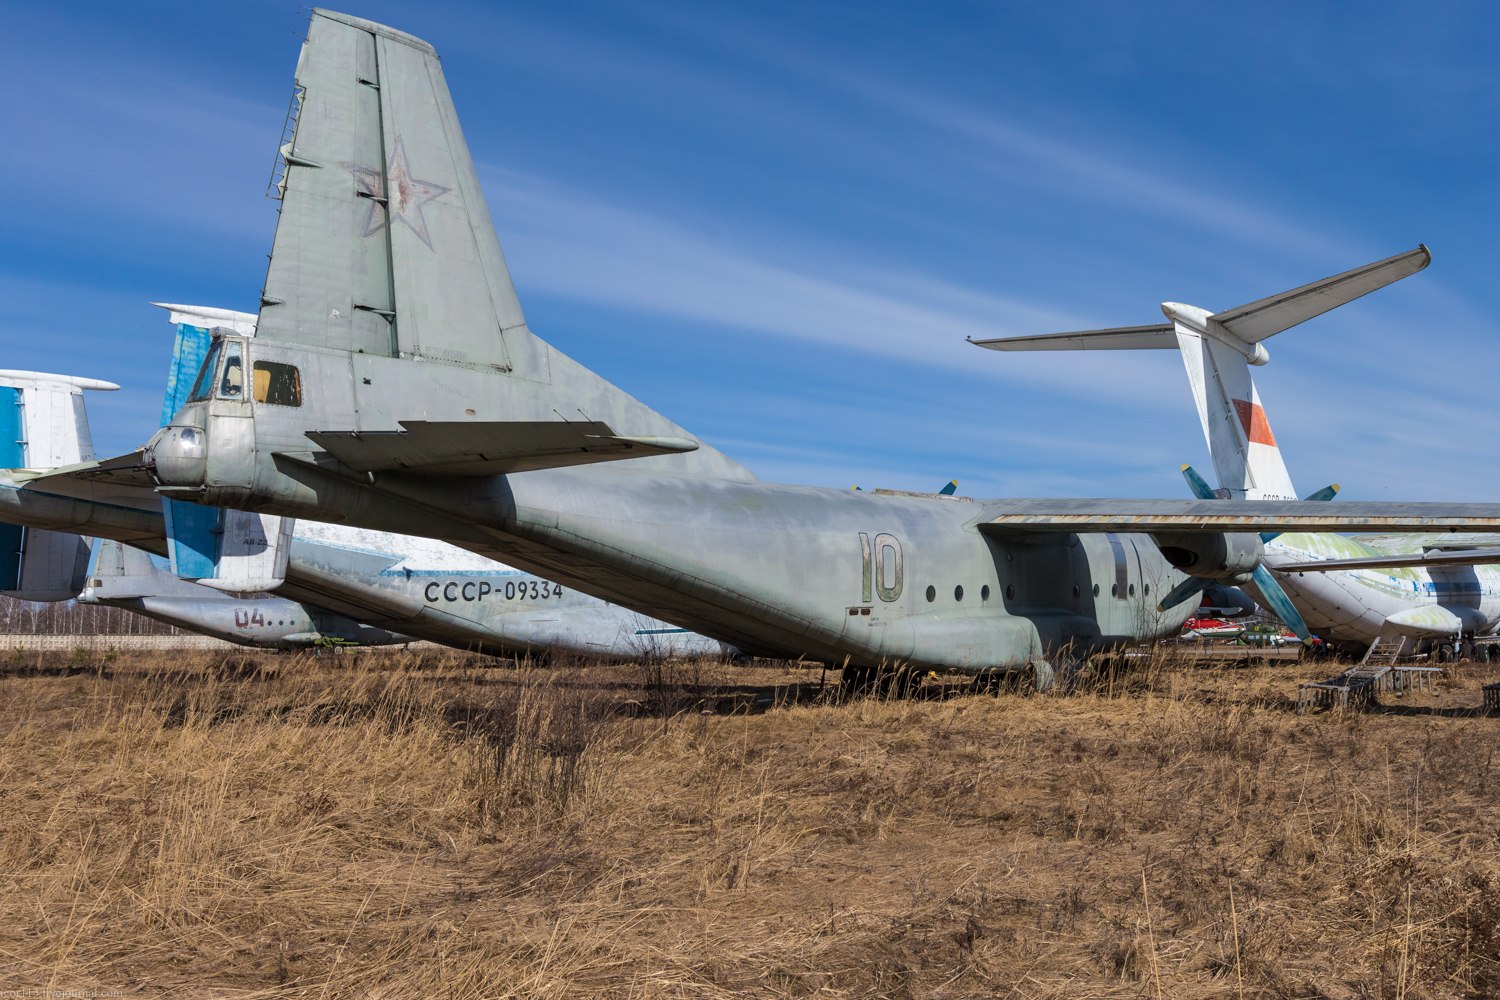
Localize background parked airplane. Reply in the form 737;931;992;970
0;369;114;603
83;537;411;649
972;247;1500;654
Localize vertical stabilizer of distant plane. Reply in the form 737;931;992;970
969;246;1428;499
85;538;205;602
1167;309;1298;501
0;371;116;600
151;303;257;423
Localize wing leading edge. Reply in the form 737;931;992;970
975;498;1500;535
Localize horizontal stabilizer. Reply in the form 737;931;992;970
85;538;205;601
968;323;1175;353
977;498;1500;534
306;421;700;476
1275;547;1500;573
17;452;159;491
0;370;119;393
150;302;258;336
1213;245;1429;344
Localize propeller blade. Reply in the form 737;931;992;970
1157;574;1209;612
1303;483;1340;503
1260;482;1340;542
1252;563;1311;641
1176;467;1320;640
1181;464;1217;501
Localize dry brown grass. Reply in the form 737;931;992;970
1;645;1498;997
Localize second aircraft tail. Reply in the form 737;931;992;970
0;370;117;600
970;246;1429;499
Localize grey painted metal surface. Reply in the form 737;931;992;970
83;537;410;649
0;466;730;660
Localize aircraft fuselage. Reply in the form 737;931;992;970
1267;533;1500;641
154;393;1196;672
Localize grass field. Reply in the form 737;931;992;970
1;645;1498;998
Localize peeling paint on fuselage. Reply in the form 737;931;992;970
1265;533;1500;641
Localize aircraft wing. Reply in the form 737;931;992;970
975;498;1500;534
1274;547;1500;573
305;421;699;476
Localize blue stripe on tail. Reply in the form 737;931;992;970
161;323;212;425
161;322;221;579
0;387;24;588
164;499;221;580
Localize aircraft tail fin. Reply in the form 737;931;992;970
256;10;526;365
213;10;750;482
83;538;181;602
1171;319;1298;500
972;246;1429;500
0;371;116;600
84;538;232;602
152;303;257;423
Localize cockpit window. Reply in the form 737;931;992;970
216;344;244;399
186;341;223;403
253;361;302;407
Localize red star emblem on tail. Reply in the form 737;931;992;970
349;136;450;251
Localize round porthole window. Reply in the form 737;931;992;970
925;585;936;602
1072;584;1080;598
1143;583;1150;596
1092;584;1100;597
1111;583;1118;597
954;585;964;601
1005;584;1016;600
1128;583;1136;597
981;585;991;600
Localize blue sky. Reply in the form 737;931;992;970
3;1;1497;501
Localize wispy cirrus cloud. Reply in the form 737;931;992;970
484;165;1184;403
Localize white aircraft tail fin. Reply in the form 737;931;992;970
84;538;233;603
1171;317;1298;500
971;246;1430;499
0;371;117;600
0;369;117;469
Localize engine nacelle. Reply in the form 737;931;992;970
1152;531;1262;583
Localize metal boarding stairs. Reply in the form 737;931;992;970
1360;636;1411;667
1297;635;1441;713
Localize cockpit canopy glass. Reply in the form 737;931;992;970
216;343;244;400
186;341;223;403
